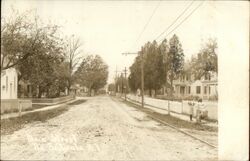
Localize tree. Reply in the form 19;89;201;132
115;73;128;93
191;39;218;79
167;34;185;97
64;35;83;92
75;55;108;96
158;39;170;94
128;55;141;92
1;9;60;71
128;40;166;96
143;41;165;96
16;15;65;98
108;83;115;92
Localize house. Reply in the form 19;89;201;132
1;67;19;114
173;71;218;100
70;84;88;96
1;67;18;99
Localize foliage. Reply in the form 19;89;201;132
167;34;185;96
128;56;141;92
143;41;166;96
1;9;87;98
190;39;218;79
115;73;128;93
128;35;184;97
1;9;60;71
75;55;108;95
18;34;65;98
108;83;115;92
3;9;70;98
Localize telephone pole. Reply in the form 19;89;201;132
124;67;127;101
122;47;144;108
140;48;144;108
115;66;118;94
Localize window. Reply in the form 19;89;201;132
209;86;211;94
6;76;8;91
188;86;191;94
180;86;185;94
196;86;201;94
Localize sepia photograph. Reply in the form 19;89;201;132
1;0;249;160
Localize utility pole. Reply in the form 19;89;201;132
122;48;144;108
140;48;144;108
124;67;127;101
115;66;118;94
121;73;124;94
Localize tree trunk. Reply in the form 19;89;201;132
38;86;42;98
57;87;60;97
68;79;71;95
47;88;50;98
88;87;91;96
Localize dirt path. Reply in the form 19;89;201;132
1;96;217;160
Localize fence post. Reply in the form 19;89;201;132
18;100;22;116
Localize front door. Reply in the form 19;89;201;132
180;86;185;95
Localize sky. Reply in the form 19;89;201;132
2;0;249;83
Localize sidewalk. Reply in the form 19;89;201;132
1;98;80;120
123;96;218;128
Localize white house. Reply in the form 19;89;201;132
1;67;20;114
1;67;18;99
173;72;218;100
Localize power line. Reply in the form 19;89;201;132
155;0;195;41
158;1;205;42
130;0;161;50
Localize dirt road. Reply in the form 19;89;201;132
1;96;217;160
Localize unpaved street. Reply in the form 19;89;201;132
1;96;217;160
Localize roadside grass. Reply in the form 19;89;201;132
1;99;86;136
67;99;86;105
22;104;49;112
120;98;218;132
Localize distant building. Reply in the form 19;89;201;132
173;71;218;100
18;80;33;98
70;84;88;96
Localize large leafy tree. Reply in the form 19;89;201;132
191;39;218;79
75;55;108;96
143;41;165;96
18;33;65;98
128;40;166;96
1;9;60;71
16;14;66;98
128;56;141;92
158;39;170;94
167;34;185;96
